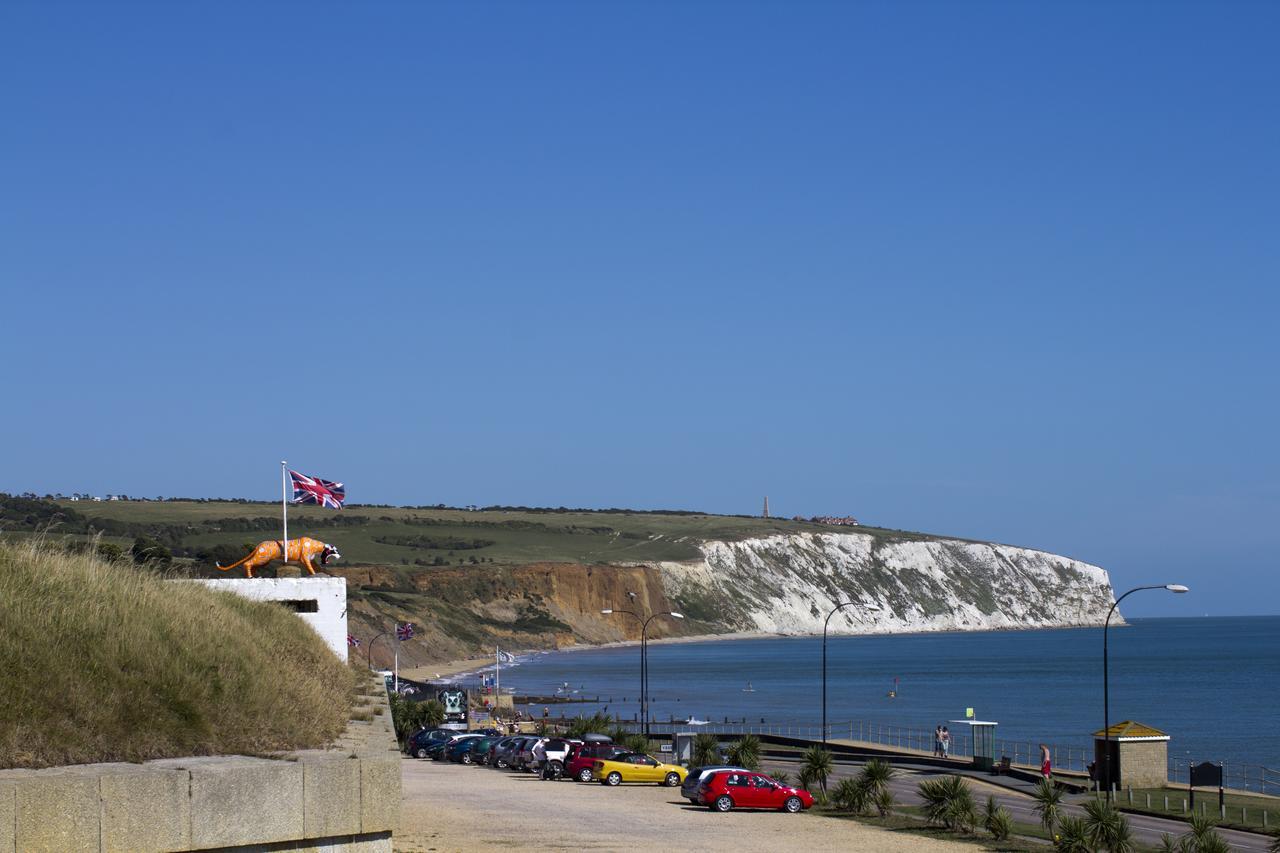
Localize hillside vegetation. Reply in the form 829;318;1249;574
0;538;352;769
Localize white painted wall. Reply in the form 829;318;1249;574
189;577;349;661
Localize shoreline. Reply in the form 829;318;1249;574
410;620;1119;683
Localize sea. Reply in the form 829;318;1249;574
463;616;1279;786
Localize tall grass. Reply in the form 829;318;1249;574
0;538;352;768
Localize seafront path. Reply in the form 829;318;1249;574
771;743;1275;853
396;755;970;852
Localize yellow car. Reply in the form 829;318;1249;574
593;752;688;787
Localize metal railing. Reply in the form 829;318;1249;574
1167;761;1280;797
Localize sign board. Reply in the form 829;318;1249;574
438;688;467;727
659;743;672;753
1189;762;1223;788
965;708;974;719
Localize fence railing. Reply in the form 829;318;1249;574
1167;761;1280;796
601;717;1091;773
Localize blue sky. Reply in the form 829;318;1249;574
2;2;1277;616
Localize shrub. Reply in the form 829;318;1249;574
771;770;791;786
727;734;761;771
566;712;613;738
130;534;172;567
1082;796;1134;852
917;775;977;833
984;794;1013;841
832;777;869;813
1055;815;1093;852
800;745;833;797
1032;778;1065;834
691;732;721;767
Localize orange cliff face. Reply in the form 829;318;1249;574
333;562;686;666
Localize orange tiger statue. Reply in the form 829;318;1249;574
216;537;340;578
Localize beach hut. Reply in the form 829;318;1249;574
1093;720;1170;789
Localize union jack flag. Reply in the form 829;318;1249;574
396;622;414;641
289;470;345;509
347;634;361;647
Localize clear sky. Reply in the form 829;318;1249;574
3;2;1277;616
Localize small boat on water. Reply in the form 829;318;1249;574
742;682;756;693
686;717;710;726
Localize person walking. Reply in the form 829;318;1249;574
940;726;951;759
934;725;943;758
1040;743;1052;781
531;737;547;777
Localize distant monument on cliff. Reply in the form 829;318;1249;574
762;496;769;518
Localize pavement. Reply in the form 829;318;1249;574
396;754;971;852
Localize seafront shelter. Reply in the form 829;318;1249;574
950;719;998;771
1093;720;1170;788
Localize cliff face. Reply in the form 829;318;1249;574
340;533;1119;665
657;532;1118;635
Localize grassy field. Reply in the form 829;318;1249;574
1121;786;1280;833
46;498;976;570
0;537;354;768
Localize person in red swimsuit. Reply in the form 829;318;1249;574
1040;743;1052;780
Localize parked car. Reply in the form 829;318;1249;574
429;733;482;761
446;737;482;763
491;736;529;769
593;752;688;787
567;743;629;782
515;737;546;772
697;771;814;813
681;765;751;804
469;736;501;765
405;728;458;759
538;738;581;778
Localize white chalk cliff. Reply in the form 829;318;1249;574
655;532;1118;635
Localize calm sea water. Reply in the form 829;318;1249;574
476;616;1279;775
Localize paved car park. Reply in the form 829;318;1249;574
396;754;969;852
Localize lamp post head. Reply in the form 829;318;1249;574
600;609;613;615
1165;584;1189;594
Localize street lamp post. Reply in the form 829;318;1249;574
1102;583;1188;798
601;608;643;724
822;601;881;745
603;607;684;736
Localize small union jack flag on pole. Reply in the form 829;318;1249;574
396;622;414;641
289;470;345;509
347;634;361;647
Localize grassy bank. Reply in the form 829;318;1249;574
0;538;353;769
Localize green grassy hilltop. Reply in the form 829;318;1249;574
24;497;952;571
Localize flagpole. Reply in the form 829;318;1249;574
393;626;400;694
281;461;289;563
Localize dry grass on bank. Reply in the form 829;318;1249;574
0;538;352;769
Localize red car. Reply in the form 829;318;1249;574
566;743;630;782
698;770;815;813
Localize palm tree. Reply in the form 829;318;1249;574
1082;797;1135;853
728;734;762;771
691;733;721;767
917;775;977;833
860;759;896;817
1054;815;1093;852
1031;778;1065;834
983;794;1013;841
800;746;834;798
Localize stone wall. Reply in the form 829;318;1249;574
1120;739;1169;788
0;682;398;853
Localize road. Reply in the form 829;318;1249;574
762;755;1274;853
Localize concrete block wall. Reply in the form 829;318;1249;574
188;577;349;662
1120;739;1169;789
0;684;399;853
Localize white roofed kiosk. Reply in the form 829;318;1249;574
950;718;999;771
